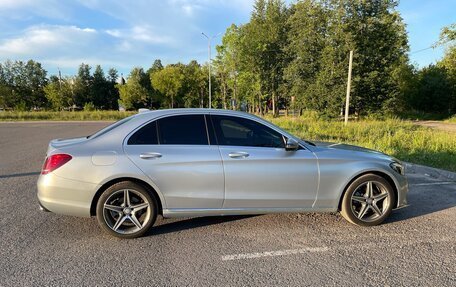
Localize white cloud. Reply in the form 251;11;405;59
104;25;173;53
0;25;97;55
105;29;121;38
182;4;196;16
0;0;257;75
130;26;172;44
0;0;72;20
0;0;34;9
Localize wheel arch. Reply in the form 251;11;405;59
337;170;398;211
90;177;164;216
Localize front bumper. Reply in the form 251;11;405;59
37;173;99;217
394;173;408;208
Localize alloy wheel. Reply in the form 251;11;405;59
102;189;151;235
350;180;391;222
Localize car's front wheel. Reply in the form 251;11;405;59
341;174;395;226
96;181;157;238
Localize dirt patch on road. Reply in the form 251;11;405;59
414;121;456;132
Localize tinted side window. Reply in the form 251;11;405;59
158;115;208;145
211;115;284;148
128;121;158;145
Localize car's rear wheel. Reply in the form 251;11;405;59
96;181;157;239
341;174;395;226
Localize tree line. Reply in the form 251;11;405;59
0;0;454;118
213;0;455;117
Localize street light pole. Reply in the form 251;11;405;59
201;32;220;109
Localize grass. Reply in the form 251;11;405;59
0;110;455;172
0;110;135;121
446;115;456;123
269;117;456;172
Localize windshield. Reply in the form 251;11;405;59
87;115;134;139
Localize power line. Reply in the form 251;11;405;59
409;46;434;54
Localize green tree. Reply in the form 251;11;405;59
435;23;456;47
181;60;207;108
390;62;418;115
0;60;47;110
106;68;119;110
343;0;409;114
44;75;74;110
213;53;229;109
284;0;329;112
24;60;48;108
0;63;13;109
147;59;164;75
281;0;409;116
243;0;289;116
147;59;165;108
151;65;184;108
410;65;453;113
216;24;243;110
117;67;152;110
73;63;92;107
436;23;456;113
91;65;107;109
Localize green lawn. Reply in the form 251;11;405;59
1;110;455;172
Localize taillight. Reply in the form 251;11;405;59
41;154;72;175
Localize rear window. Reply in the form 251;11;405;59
87;116;133;139
127;121;158;145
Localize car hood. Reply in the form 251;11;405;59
307;140;397;162
311;141;383;154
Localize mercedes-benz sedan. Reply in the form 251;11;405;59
37;109;408;238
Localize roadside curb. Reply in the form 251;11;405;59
405;162;456;182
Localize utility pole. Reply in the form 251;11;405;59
201;32;220;109
344;50;353;126
58;67;62;111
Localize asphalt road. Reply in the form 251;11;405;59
0;122;455;286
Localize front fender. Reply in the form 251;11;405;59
313;160;405;210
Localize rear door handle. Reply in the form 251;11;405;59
228;152;249;159
140;152;162;159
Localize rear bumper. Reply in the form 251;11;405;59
37;173;99;217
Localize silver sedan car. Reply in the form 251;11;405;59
37;109;408;238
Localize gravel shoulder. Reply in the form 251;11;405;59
414;121;456;132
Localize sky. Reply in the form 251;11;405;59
0;0;454;77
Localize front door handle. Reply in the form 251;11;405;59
228;152;249;159
140;152;162;159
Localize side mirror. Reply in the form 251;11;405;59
285;138;299;151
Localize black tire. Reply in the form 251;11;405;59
96;181;157;239
340;174;395;227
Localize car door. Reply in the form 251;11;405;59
210;114;319;209
124;114;224;209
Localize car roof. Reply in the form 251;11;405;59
134;108;251;119
92;108;305;148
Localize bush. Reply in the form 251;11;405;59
83;102;96;111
